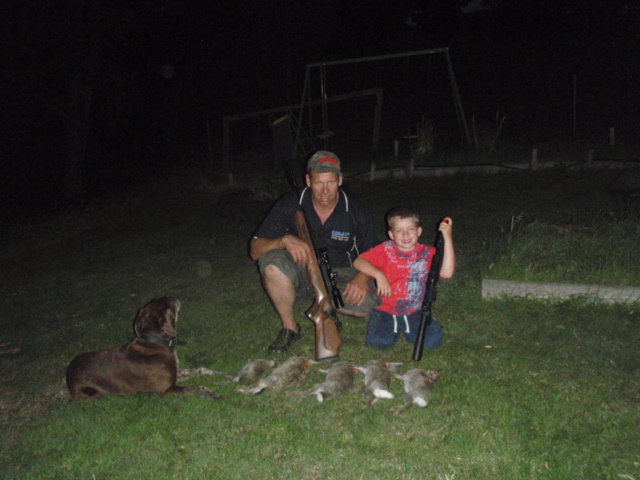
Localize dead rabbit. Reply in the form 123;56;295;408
392;368;439;414
355;359;402;405
236;356;314;394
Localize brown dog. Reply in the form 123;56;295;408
65;297;220;399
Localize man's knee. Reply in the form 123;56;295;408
258;249;291;274
337;308;368;318
263;263;286;280
257;249;308;294
339;295;379;318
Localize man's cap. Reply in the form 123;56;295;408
306;150;341;175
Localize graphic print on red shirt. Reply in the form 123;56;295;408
360;240;435;315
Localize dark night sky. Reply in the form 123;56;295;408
1;0;638;221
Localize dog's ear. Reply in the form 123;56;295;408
165;297;181;315
134;302;154;336
157;298;179;337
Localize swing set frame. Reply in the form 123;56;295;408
292;47;471;162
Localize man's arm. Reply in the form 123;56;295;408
250;191;308;262
250;235;313;265
249;236;281;262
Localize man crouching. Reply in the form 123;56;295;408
250;150;380;352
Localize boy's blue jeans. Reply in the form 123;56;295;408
366;308;444;350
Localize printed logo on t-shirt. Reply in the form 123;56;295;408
331;230;350;242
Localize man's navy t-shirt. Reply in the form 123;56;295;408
253;188;378;268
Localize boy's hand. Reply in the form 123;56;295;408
375;273;392;297
438;217;453;240
438;217;456;279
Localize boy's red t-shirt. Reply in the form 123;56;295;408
360;240;435;316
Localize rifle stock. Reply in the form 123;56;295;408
412;219;447;361
295;209;343;361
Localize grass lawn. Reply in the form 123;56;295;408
1;166;638;479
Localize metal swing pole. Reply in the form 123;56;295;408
444;47;471;145
320;63;329;149
292;65;311;162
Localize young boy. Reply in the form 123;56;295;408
353;207;455;350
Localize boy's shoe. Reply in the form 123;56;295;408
268;324;302;353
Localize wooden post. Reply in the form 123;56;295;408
530;148;538;171
572;73;577;137
609;127;615;146
228;173;234;185
371;89;383;152
369;163;376;181
407;157;415;178
206;116;214;170
222;118;231;165
394;140;399;158
587;148;594;163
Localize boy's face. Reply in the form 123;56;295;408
306;171;343;209
388;217;422;252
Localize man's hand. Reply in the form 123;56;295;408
281;234;313;266
342;272;372;306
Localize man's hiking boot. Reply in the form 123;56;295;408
268;324;302;353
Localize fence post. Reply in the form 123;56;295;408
407;157;415;178
530;148;538;171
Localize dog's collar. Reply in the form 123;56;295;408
140;333;177;351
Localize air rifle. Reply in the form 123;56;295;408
295;208;343;361
318;247;344;310
412;217;449;362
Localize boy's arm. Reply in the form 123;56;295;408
438;219;456;279
353;257;392;297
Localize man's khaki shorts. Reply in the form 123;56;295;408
258;249;380;316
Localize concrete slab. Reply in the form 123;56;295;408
482;279;640;304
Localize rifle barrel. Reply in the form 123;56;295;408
412;227;445;361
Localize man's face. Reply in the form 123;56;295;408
305;171;343;208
